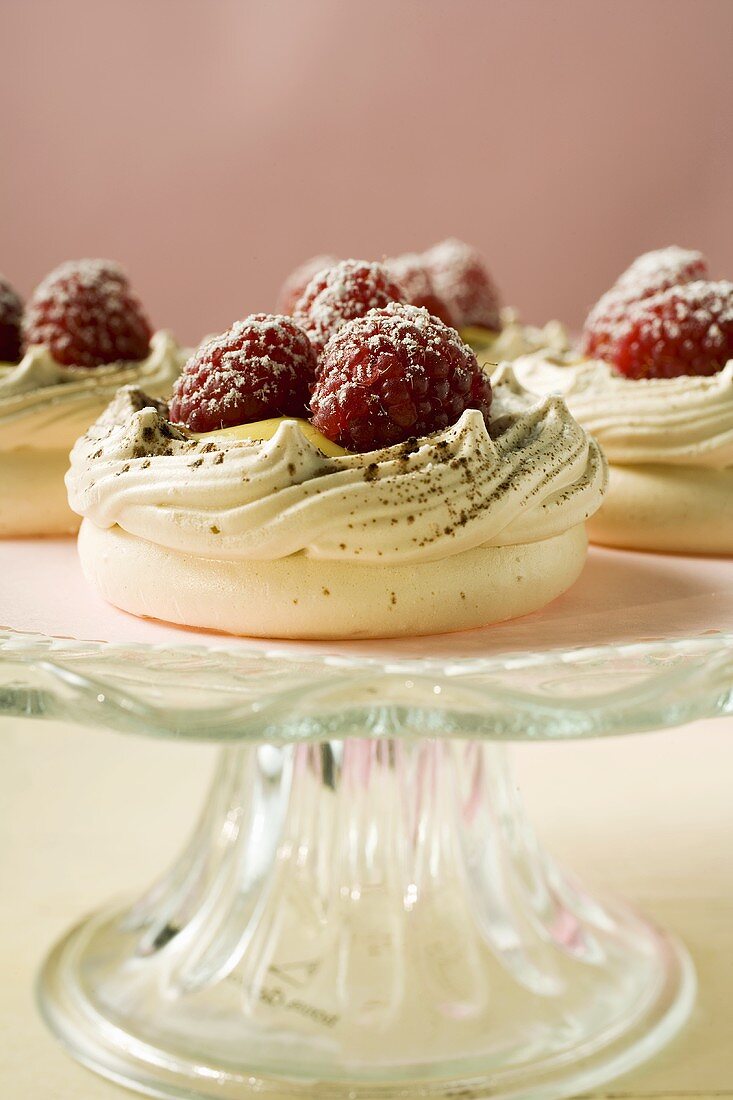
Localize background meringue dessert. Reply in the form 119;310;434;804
68;270;606;640
513;247;733;555
278;239;569;365
0;259;187;538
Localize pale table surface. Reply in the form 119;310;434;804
1;716;731;1100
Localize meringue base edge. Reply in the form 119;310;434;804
77;520;588;641
587;464;733;556
0;450;80;537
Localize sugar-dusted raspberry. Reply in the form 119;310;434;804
23;259;152;368
422;238;501;330
383;253;453;325
169;314;316;432
293;259;406;359
582;246;709;360
591;281;733;380
311;302;492;451
614;246;708;300
0;276;23;363
276;254;339;316
581;290;632;360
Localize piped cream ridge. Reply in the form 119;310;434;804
66;364;606;565
0;331;186;537
512;353;733;555
512;355;733;468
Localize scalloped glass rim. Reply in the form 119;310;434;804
2;626;732;743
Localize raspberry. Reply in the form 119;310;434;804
311;302;492;452
591;281;733;380
582;246;709;360
582;290;630;360
276;254;339;315
383;253;453;325
169;314;316;432
293;259;406;359
23;259;152;368
422;238;501;330
0;276;23;363
614;246;708;299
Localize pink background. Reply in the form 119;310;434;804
2;0;732;345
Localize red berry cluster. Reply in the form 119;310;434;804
172;301;492;453
23;259;153;368
278;240;502;337
170;314;316;433
293;259;407;359
421;238;502;331
311;303;492;451
613;246;708;300
581;247;733;378
276;254;339;316
383;253;454;326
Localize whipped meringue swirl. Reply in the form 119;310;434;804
512;355;733;468
0;330;185;452
67;364;607;564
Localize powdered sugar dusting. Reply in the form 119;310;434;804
582;245;711;359
311;302;491;450
614;246;708;298
170;313;316;431
422;238;501;330
383;253;453;324
23;259;153;368
586;280;733;379
276;254;339;315
294;259;406;359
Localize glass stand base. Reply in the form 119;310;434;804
38;740;695;1100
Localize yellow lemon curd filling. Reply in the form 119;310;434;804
194;417;348;457
459;325;500;352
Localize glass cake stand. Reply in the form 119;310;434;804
2;538;732;1100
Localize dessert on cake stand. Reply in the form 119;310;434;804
1;538;731;1100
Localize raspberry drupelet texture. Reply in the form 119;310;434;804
23;259;153;368
311;303;493;452
589;281;733;380
276;254;339;316
614;246;708;300
0;275;23;363
383;253;453;325
582;246;710;360
423;238;501;331
169;314;316;432
293;259;406;360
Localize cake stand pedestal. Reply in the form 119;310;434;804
1;539;732;1100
